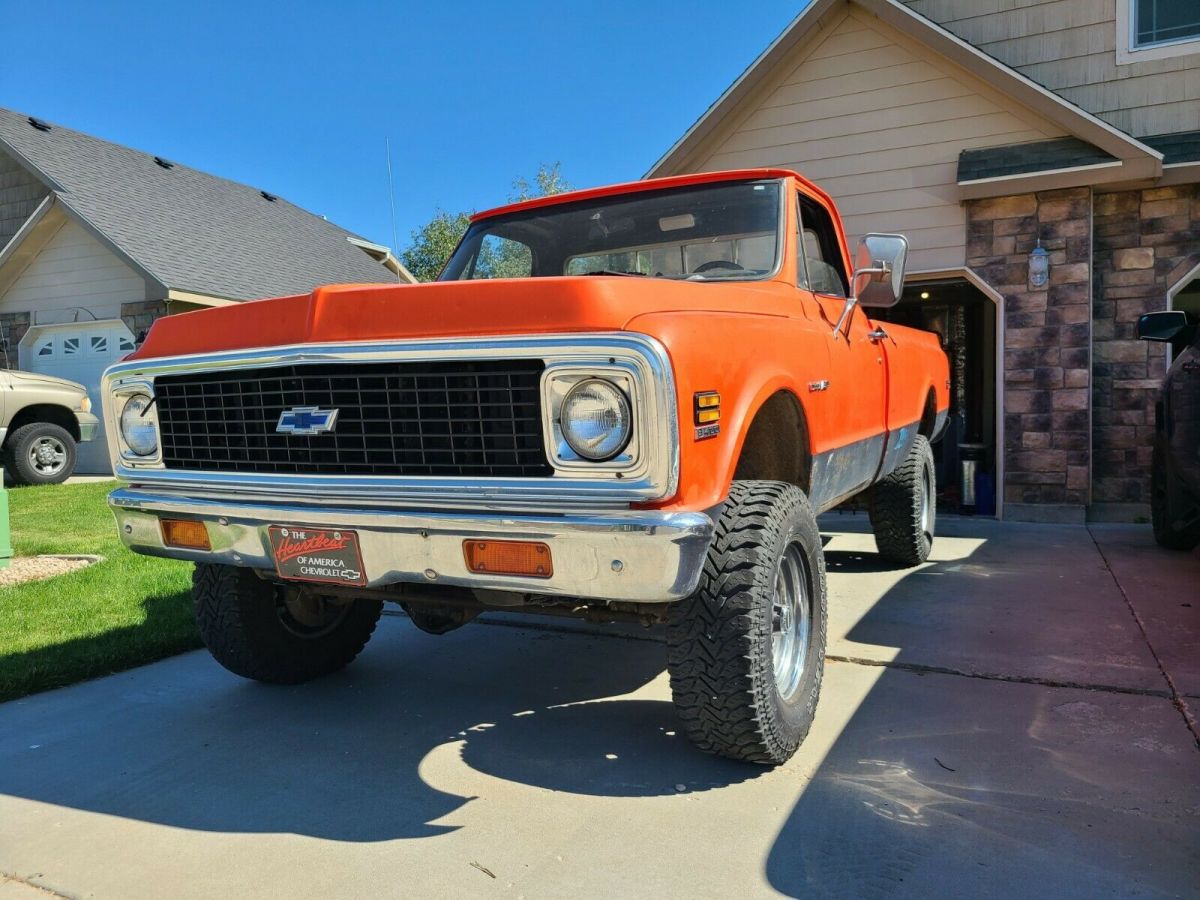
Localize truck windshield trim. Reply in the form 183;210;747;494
439;179;786;284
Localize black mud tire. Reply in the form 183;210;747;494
869;434;936;566
7;422;77;486
1151;444;1200;551
193;564;382;684
666;480;827;765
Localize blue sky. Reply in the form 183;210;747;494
2;0;802;251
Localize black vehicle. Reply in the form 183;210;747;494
1137;310;1200;550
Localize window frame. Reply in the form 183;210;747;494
1117;0;1200;64
439;179;789;284
796;194;849;299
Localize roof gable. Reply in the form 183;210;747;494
0;107;402;301
649;0;1162;190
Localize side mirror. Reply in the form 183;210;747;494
853;234;908;308
1136;310;1188;342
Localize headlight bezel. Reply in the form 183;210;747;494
109;382;163;465
120;392;159;456
541;364;645;475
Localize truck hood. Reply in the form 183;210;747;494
6;369;87;394
131;277;790;360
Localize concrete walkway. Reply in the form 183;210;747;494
0;515;1196;898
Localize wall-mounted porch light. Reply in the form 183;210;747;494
1029;239;1049;289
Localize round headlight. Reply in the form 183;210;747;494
560;379;632;461
120;393;158;456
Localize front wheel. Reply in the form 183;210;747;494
6;422;77;485
193;564;382;683
666;481;827;765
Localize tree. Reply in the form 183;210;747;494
398;209;472;284
399;164;571;282
509;162;571;203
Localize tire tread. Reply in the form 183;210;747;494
667;481;827;765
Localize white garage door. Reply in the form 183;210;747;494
22;321;137;474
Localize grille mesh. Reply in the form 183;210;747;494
154;360;551;477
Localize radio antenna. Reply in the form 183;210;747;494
385;136;401;283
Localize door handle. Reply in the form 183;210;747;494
867;327;889;342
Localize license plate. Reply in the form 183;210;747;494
267;526;367;587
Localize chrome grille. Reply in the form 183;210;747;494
154;360;551;477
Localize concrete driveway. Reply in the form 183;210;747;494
0;515;1196;898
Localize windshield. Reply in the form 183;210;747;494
439;179;783;282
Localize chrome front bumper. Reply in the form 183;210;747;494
110;488;715;603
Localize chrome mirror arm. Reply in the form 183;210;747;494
832;261;890;336
832;296;858;336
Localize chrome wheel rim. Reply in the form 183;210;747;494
772;539;811;701
29;437;67;476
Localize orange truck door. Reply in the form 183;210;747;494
795;194;888;510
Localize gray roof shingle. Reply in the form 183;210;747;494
1141;131;1200;165
0;106;393;300
957;137;1118;183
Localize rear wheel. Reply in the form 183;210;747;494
869;434;936;566
1151;444;1200;551
666;481;827;765
192;564;382;683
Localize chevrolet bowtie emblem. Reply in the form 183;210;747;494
276;406;339;435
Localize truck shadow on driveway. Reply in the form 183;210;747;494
765;518;1200;897
0;617;756;842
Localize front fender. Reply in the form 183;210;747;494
627;312;826;512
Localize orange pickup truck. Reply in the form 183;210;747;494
103;169;948;764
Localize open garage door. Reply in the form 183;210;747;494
19;320;137;475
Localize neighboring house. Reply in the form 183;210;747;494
0;106;414;473
649;0;1200;523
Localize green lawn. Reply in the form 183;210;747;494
0;481;199;702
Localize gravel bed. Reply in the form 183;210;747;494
0;555;103;587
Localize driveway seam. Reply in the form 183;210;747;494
1086;526;1200;750
823;654;1171;698
426;612;1178;700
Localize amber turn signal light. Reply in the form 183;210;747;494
161;518;211;551
463;540;553;578
694;391;721;425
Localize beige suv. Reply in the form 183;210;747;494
1;370;100;485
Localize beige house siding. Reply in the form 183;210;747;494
903;0;1200;136
0;217;148;325
667;6;1069;272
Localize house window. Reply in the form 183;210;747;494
1134;0;1200;47
89;335;108;355
62;337;80;356
1119;0;1200;62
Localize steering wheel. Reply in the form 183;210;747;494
694;260;744;273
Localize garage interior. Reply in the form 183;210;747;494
876;279;998;515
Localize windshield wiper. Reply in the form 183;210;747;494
581;269;649;277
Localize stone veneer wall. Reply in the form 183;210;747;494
0;312;30;369
120;300;167;342
967;187;1092;519
1092;183;1200;510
